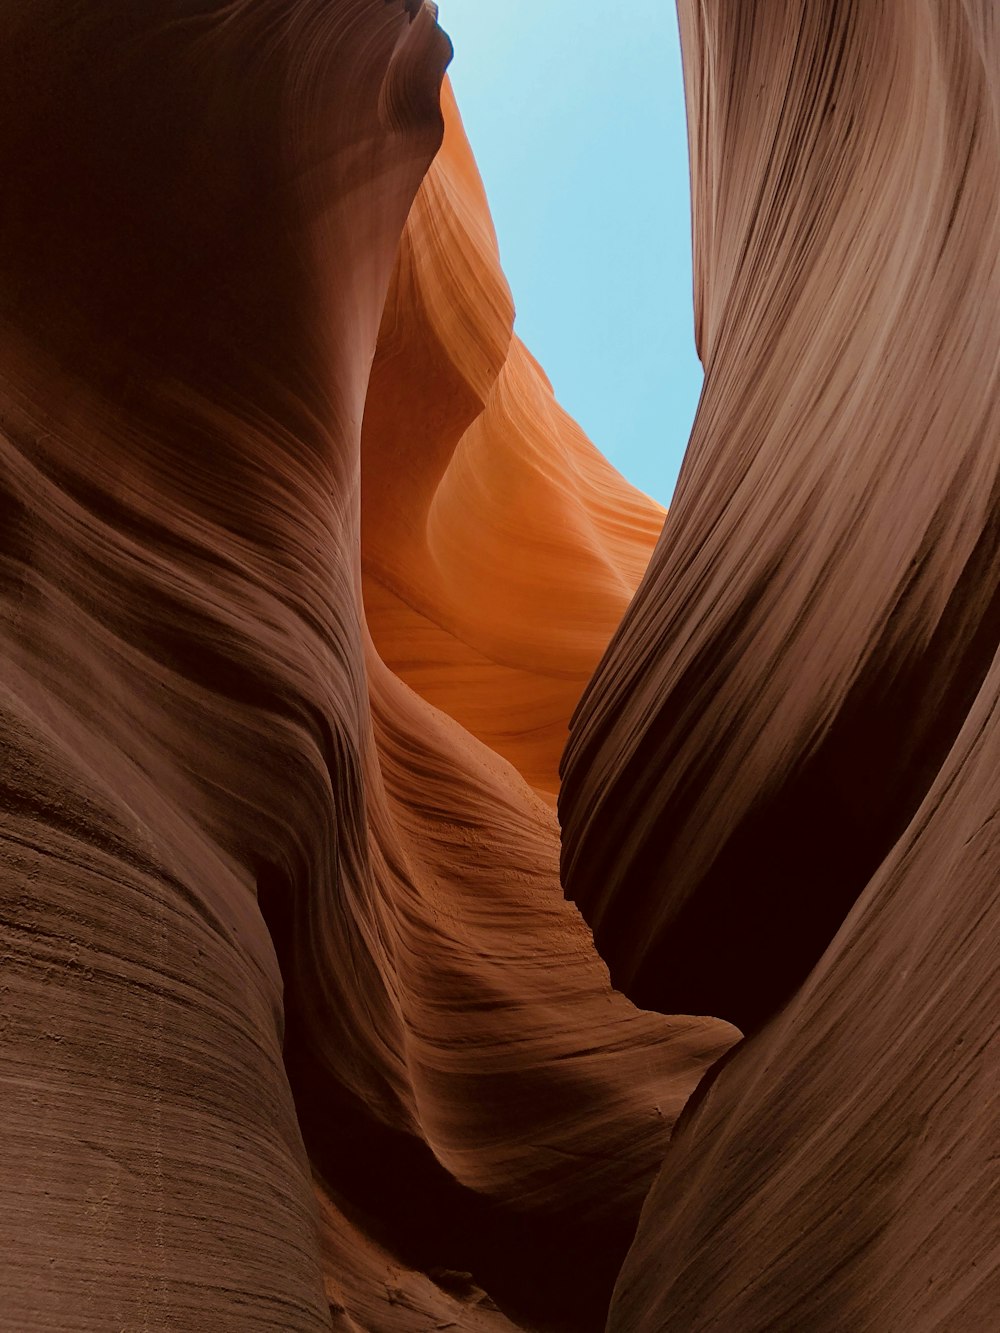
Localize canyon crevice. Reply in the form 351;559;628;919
0;2;997;1332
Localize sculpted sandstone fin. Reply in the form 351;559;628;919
0;6;735;1331
561;0;1000;1033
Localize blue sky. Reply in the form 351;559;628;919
436;0;701;505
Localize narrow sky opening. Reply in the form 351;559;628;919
437;0;702;506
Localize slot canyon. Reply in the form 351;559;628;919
0;2;997;1330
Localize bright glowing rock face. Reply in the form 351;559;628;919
1;2;997;1331
362;80;666;806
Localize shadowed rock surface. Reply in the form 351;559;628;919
0;3;733;1330
2;0;997;1330
562;0;1000;1034
560;1;1000;1329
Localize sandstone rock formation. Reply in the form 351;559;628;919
560;1;1000;1328
362;80;666;804
562;0;1000;1033
0;4;734;1331
3;0;998;1329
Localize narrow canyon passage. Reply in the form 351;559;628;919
0;3;997;1332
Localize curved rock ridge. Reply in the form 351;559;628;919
609;647;1000;1329
363;79;666;804
561;0;1000;1033
0;6;735;1332
557;0;999;1327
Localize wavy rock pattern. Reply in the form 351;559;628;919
562;0;1000;1032
0;4;734;1331
363;80;665;804
558;0;1000;1327
610;660;1000;1328
5;0;997;1327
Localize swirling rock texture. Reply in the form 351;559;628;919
0;3;735;1332
4;0;998;1329
362;79;666;805
562;0;1000;1329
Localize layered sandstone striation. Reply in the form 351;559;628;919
3;0;998;1330
0;4;733;1332
562;0;1000;1033
362;80;665;804
560;1;1000;1328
